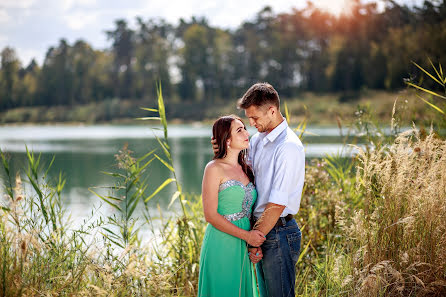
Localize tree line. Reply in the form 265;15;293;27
1;0;445;111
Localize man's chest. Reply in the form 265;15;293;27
252;141;276;175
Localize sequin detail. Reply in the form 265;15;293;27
218;180;255;222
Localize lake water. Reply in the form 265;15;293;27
0;124;360;223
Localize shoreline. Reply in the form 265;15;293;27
0;89;440;127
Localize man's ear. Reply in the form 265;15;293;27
269;106;275;116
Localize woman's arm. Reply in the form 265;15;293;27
202;162;265;247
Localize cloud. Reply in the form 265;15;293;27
0;9;11;24
0;34;8;44
14;47;41;65
0;0;36;9
60;0;98;12
137;0;300;29
65;11;99;30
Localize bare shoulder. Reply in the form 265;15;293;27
204;160;224;178
202;160;225;189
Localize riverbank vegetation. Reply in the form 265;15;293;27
0;89;442;126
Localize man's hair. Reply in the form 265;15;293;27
237;82;280;109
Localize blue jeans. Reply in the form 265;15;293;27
256;218;301;297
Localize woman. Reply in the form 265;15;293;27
198;115;265;297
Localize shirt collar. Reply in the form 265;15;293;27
262;118;288;144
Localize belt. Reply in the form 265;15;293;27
274;214;294;227
251;214;294;229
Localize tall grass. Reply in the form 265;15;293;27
0;85;205;296
350;129;446;296
293;74;446;296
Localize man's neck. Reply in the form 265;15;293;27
266;114;284;134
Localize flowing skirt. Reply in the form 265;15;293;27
198;217;258;297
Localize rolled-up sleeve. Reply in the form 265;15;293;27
268;142;305;206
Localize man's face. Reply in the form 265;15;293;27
244;105;272;133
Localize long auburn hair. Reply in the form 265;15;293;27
212;115;255;183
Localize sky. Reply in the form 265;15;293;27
0;0;423;66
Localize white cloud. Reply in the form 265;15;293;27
15;47;41;65
0;9;11;24
0;34;8;43
60;0;97;12
65;11;99;30
0;0;36;9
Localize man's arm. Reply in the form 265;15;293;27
253;203;285;236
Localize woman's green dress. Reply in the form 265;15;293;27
198;180;258;297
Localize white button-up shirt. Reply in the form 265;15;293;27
249;119;305;219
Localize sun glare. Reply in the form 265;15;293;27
313;0;352;16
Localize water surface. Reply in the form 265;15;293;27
0;124;359;222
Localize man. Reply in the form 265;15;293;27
239;82;305;297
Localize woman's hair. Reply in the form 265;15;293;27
212;115;254;183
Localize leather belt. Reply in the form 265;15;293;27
274;214;294;227
251;214;294;230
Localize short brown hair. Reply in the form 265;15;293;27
237;82;280;109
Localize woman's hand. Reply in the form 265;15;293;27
248;247;263;264
245;229;265;247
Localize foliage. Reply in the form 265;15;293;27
406;59;446;123
89;144;157;248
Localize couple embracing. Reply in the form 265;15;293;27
198;83;305;297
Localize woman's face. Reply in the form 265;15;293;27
229;119;250;150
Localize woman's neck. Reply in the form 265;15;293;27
220;149;240;166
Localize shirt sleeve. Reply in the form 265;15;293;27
268;142;305;206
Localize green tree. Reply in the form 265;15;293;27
37;39;74;106
233;7;275;92
177;19;210;101
17;59;40;106
134;17;173;100
70;40;97;104
106;19;135;99
89;50;114;102
0;47;21;109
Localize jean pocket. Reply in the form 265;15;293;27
287;232;301;264
262;233;279;251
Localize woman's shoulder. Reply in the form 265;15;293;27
203;160;225;183
204;160;225;174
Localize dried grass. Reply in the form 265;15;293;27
350;128;446;296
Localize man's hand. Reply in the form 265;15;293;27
248;247;263;264
211;137;218;154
